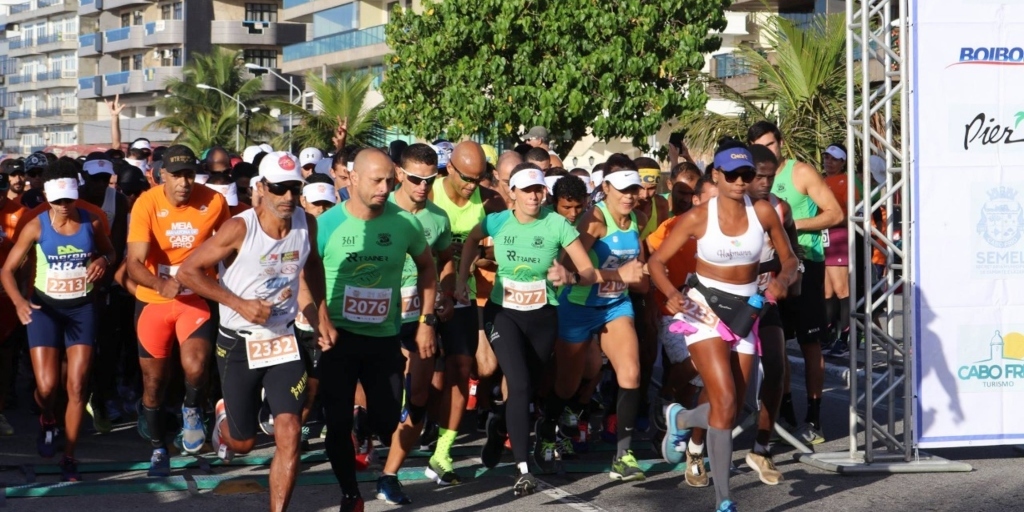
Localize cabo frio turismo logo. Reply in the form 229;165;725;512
958;330;1024;392
977;186;1024;248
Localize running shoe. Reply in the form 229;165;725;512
148;447;171;477
610;450;645;482
300;425;311;452
59;456;81;482
86;396;113;434
340;493;365;512
828;339;850;359
136;399;151;441
532;436;558;474
180;406;206;454
212;399;233;462
375;474;412;505
684;448;709;487
796;423;825;445
513;471;538;497
716;499;738;512
555;430;576;460
663;403;692;465
745;450;783;485
558;406;579;433
0;413;14;436
481;412;506;469
424;454;459;486
37;419;58;458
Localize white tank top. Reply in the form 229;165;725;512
697;195;764;267
219;209;309;332
101;187;117;231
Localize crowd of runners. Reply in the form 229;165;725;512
0;110;895;512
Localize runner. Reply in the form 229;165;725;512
821;144;856;357
177;151;327;512
551;174;589;226
378;143;453;505
125;145;230;475
1;162;116;481
299;173;337;217
494;151;523;208
205;146;232;175
542;162;648;482
651;145;798;512
456;163;600;496
207;172;253;216
316;148;438;512
429;141;505;486
299;148;324;178
2;159;26;203
20;153;49;208
747;121;843;445
525;147;553;171
0;172;27;437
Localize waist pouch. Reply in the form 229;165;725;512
685;274;765;338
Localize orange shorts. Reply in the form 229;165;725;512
135;294;214;358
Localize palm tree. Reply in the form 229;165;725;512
683;14;849;167
270;70;386;152
150;49;277;153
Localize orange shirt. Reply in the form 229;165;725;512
0;199;27;299
127;185;230;304
645;216;698;315
824;174;862;217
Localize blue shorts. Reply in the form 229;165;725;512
557;297;634;343
27;297;95;350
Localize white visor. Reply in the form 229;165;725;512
591;170;604;187
194;173;210;185
825;145;847;161
576;175;594;194
603;170;642;191
44;177;79;202
544;175;562;195
509;168;547;190
303;182;337;204
206;183;239;207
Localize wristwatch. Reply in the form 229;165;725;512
797;262;806;274
419;313;438;327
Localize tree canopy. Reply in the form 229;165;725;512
379;0;729;150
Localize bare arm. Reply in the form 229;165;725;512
0;218;40;309
755;201;798;300
455;224;485;304
175;217;248;310
106;94;125;150
126;241;173;295
779;199;803;260
793;162;843;232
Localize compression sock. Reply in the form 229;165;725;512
708;427;733;506
806;397;822;428
675;402;710;431
825;296;839;332
183;381;202;409
780;393;798;426
615;388;640;457
143;405;164;448
839;298;851;342
434;427;457;460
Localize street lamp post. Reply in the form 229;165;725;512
245;63;303;151
197;83;247;152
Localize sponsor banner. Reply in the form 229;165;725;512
914;0;1024;447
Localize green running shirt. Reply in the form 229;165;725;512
771;159;824;262
387;196;452;323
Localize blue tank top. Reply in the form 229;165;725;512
33;208;96;307
565;202;640;307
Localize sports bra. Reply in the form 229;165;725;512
697;195;764;267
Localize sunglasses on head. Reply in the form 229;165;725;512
449;162;482;185
721;168;756;184
263;179;302;196
400;167;438;187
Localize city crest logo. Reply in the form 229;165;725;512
977;186;1023;248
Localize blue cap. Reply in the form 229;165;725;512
713;147;754;172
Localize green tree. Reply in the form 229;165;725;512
379;0;728;150
270;70;386;151
682;14;849;167
150;49;277;153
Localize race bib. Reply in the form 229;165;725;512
597;281;628;298
158;264;193;295
46;267;88;300
400;285;421;321
821;229;830;248
503;279;547;311
343;285;391;323
294;311;314;332
680;289;718;329
244;325;300;370
756;272;772;294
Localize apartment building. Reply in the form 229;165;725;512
77;0;306;147
0;0;81;156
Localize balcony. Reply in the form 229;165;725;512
103;70;144;95
79;33;102;57
282;0;316;23
282;25;387;74
77;76;102;99
8;36;40;57
104;25;146;54
721;11;753;37
79;0;101;16
12;107;78;128
143;66;183;92
37;69;78;89
7;74;37;92
34;32;78;54
211;20;306;47
7;0;76;25
104;0;150;9
144;20;184;46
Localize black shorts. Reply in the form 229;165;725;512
295;326;320;380
437;305;479;357
760;302;784;329
398;321;420;353
780;259;827;344
216;327;308;441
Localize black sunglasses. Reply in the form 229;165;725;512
27;169;43;178
400;168;437;187
263;179;302;196
722;169;756;184
449;162;482;185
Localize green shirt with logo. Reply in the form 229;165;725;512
317;201;427;337
482;209;579;309
388;196;452;323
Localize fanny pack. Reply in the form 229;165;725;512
685;274;765;338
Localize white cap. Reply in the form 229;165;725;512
303;182;337;204
870;155;886;184
259;152;304;184
591;169;604;187
824;145;847;161
83;159;114;176
130;139;152;151
259;143;274;154
194;173;210;185
44;177;79;201
314;157;332;175
603;170;642;191
509;167;546;190
544;175;562;195
299;148;324;168
242;146;263;164
206;182;239;207
576;174;594;194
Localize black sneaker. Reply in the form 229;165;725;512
828;339;850;359
532;419;558;474
419;421;438;451
481;412;506;469
59;456;81;482
476;409;490;433
375;474;411;505
513;471;538;497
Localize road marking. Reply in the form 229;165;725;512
535;477;608;512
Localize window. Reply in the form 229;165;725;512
244;49;277;69
313;3;358;38
133;53;143;70
134;11;144;26
121;14;131;28
245;3;277;22
162;48;182;67
145;106;156;117
121;56;131;72
174;2;183;20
